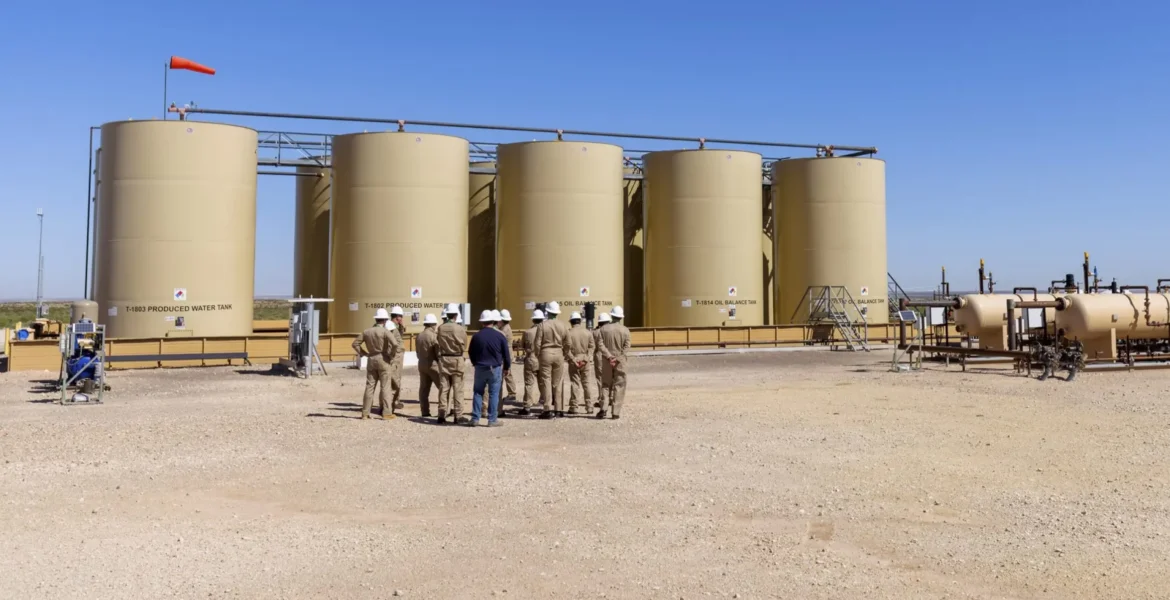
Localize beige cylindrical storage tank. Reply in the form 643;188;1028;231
774;157;888;324
496;141;624;323
1057;293;1170;359
70;300;99;323
623;165;645;327
293;162;331;330
94;120;257;338
955;293;1059;350
468;161;496;315
330;132;469;334
644;149;764;326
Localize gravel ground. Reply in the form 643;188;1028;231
3;350;1170;599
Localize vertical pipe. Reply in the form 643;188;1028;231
83;127;94;298
1006;299;1017;351
36;210;45;316
988;272;995;293
162;62;168;120
978;259;985;294
1083;252;1091;294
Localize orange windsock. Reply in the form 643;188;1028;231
169;56;215;75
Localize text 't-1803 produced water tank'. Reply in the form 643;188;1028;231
774;157;888;324
644;149;764;326
293;161;331;330
330;132;469;333
496;141;624;322
468;161;497;314
94;120;258;338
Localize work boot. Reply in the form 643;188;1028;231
516;408;532;417
456;417;471;425
421;411;432;418
568;407;579;415
555;411;565;418
595;410;606;419
488;421;503;428
394;401;404;410
382;412;396;420
593;402;600;408
611;414;620;420
539;411;554;420
466;420;479;428
361;413;372;420
436;411;447;425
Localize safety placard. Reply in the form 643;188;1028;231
728;286;737;297
348;302;359;311
579;286;590;297
524;302;535;310
410;287;423;299
681;299;692;308
860;286;869;296
107;306;118;317
173;288;187;302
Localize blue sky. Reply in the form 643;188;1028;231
1;1;1167;299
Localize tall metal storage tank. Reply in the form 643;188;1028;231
774;157;888;324
623;165;644;327
94;120;258;338
496;141;624;323
644;149;764;327
293;162;331;330
330;132;469;334
468;161;496;315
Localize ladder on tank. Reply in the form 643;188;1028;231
793;286;871;352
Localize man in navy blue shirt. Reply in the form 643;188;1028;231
468;309;511;427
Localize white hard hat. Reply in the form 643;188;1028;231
490;309;503;322
423;313;438;325
445;303;460;315
609;305;625;319
500;309;512;321
532;309;545;321
598;312;611;323
374;308;390;320
570;311;582;321
479;309;495;322
546;301;561;315
389;305;404;317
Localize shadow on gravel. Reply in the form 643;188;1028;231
27;397;58;404
306;412;356;419
235;368;287;377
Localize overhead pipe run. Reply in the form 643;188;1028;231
166;105;879;155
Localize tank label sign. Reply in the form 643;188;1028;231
525;302;536;310
856;298;886;305
681;299;692;308
174;288;187;301
365;302;447;310
411;287;422;299
122;304;233;313
107;307;118;317
580;287;590;297
694;299;758;306
349;302;359;311
728;286;737;297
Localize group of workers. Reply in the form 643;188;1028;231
353;301;631;426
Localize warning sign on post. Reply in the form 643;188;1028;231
174;288;187;302
411;287;423;299
728;286;737;297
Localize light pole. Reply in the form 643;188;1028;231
36;208;45;318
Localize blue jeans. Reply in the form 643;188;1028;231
471;365;503;424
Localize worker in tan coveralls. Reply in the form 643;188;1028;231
435;304;469;425
598;305;631;420
565;311;595;414
515;309;544;417
389;305;406;410
533;300;571;419
352;308;399;420
415;313;440;418
592;312;610;407
499;309;516;406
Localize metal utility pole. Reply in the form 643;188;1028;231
36;208;46;318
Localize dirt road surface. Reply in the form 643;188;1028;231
3;350;1169;599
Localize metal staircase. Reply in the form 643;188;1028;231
887;272;912;318
791;286;870;352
